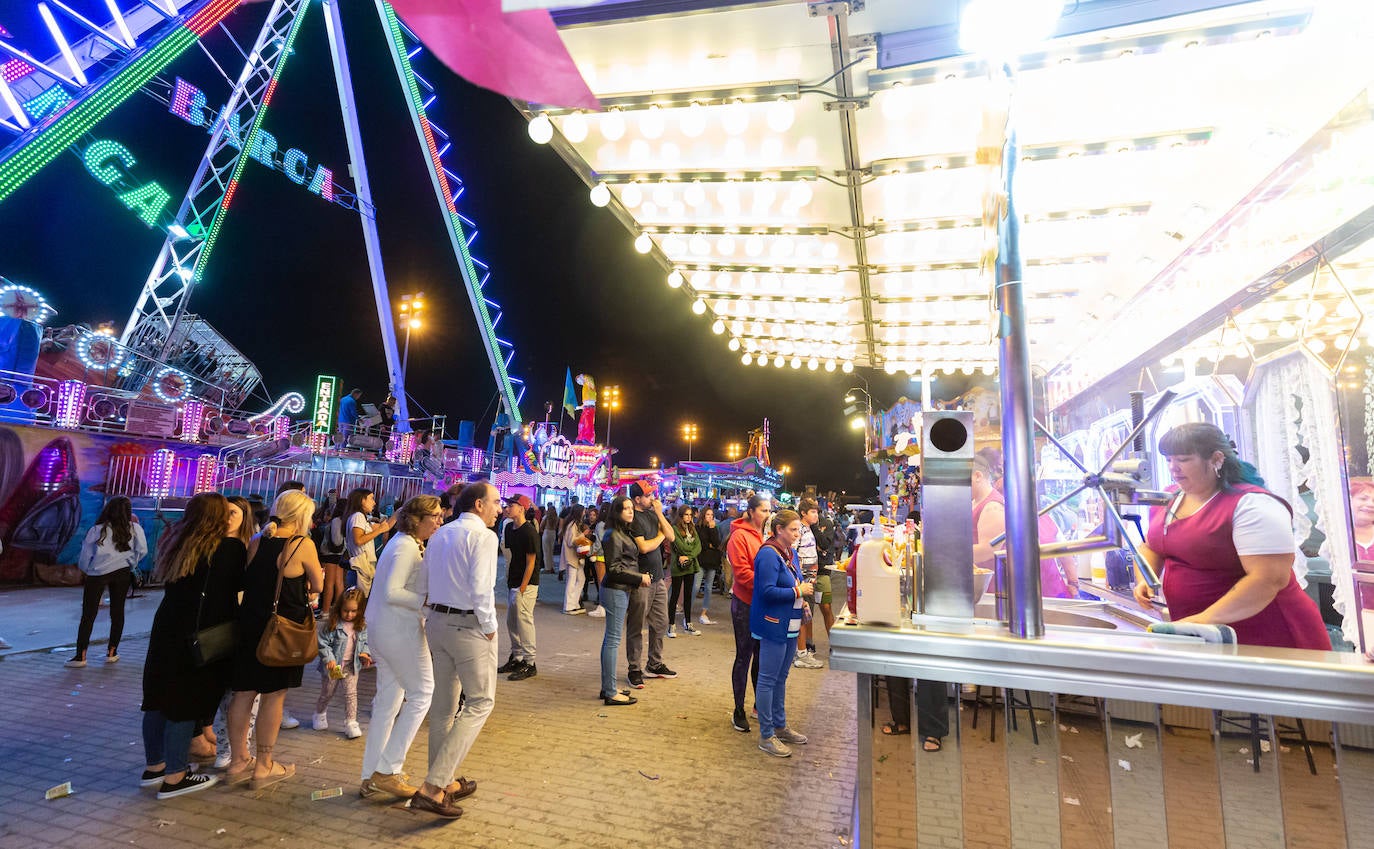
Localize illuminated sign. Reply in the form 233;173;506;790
78;139;171;227
168;77;335;202
539;435;574;478
312;375;336;435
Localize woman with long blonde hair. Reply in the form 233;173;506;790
226;489;324;790
140;492;247;799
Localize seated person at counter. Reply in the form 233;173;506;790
1132;422;1330;650
1349;479;1374;611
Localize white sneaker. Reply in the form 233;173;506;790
312;712;328;731
344;721;362;739
587;606;606;618
281;712;301;730
666;625;676;639
793;650;824;669
698;613;714;626
683;623;701;636
214;752;231;770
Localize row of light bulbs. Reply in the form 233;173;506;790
528;98;800;147
682;269;848;294
739;352;855;373
661;229;838;261
624;179;816;213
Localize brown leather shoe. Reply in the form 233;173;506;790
410;790;463;819
444;776;477;803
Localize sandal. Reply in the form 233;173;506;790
922;736;943;753
224;758;256;785
881;722;910;736
249;761;295;791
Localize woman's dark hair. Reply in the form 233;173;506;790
345;488;374;520
565;503;585;527
1158;422;1264;489
94;496;134;552
674;504;696;537
227;496;255;546
746;494;769;514
609;495;635;535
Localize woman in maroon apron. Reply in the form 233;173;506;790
1133;423;1329;650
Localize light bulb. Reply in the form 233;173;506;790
601;109;625;141
773;355;785;368
621;182;643;208
712;319;726;334
589;182;611;207
667;270;684;288
824;360;836;372
842;361;854;374
723;99;749;135
728;338;741;351
767;97;795;133
742;353;753;365
634;233;654;254
789;357;801;369
653;179;673;207
885;362;898;375
717;235;736;256
789;180;814;209
692;299;707;315
684;181;706;207
562;111;588;143
528;113;554;144
640;104;665;139
681;102;707;137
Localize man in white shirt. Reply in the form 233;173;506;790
413;481;503;819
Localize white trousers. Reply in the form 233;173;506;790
360;615;434;780
563;558;586;612
424;610;497;789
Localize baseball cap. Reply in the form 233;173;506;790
505;494;533;509
628;482;648;498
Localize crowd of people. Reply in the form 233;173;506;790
73;473;850;816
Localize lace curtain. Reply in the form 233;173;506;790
1247;350;1357;645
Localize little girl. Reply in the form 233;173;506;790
313;588;372;739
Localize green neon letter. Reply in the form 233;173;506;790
116;182;172;227
282;148;309;185
83;139;135;186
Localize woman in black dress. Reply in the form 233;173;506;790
141;493;247;799
226;489;323;790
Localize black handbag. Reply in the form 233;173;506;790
187;550;237;667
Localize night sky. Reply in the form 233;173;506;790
0;2;979;493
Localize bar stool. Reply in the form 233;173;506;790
1213;711;1317;775
971;686;1040;744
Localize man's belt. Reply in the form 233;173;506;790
430;603;475;615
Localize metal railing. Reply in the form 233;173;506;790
215;463;426;503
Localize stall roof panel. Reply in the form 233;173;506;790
521;0;1374;383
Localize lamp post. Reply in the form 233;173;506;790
844;383;873;456
681;422;698;462
395;292;425;376
649;456;659;469
725;442;742;461
602;384;621;451
779;464;791;489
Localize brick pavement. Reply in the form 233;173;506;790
0;583;857;849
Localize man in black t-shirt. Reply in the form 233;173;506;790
501;495;542;681
625;483;677;689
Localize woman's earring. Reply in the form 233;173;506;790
1214;465;1222;478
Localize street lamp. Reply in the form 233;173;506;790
681;422;698;462
603;385;621;449
725;442;742;461
649;455;659;469
395;292;425;376
844;381;873;455
779;463;791;488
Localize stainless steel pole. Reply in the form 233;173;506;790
995;66;1044;638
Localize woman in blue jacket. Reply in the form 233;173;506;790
749;509;814;758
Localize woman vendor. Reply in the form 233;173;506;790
1132;422;1329;650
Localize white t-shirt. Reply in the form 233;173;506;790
347;511;377;575
1232;493;1298;556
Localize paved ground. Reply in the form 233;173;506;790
0;569;857;849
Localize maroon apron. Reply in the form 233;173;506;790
973;489;1072;598
1145;484;1330;650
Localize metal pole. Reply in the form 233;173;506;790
402;323;411;376
321;0;411;430
995;65;1043;639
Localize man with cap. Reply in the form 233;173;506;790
500;495;541;681
625;482;677;689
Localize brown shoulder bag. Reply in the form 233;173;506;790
255;536;319;667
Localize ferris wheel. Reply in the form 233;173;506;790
0;0;527;423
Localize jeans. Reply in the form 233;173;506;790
361;615;433;780
599;587;631;697
424;610;497;789
143;710;196;774
730;595;760;710
76;567;132;656
507;586;537;661
756;638;798;740
697;568;718;611
626;578;668;671
669;573;695;625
